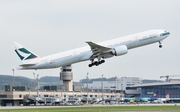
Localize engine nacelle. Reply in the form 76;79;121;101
112;45;128;56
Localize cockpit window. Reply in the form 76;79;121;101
160;31;170;36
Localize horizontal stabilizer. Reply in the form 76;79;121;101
19;64;36;67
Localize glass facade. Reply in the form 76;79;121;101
141;85;180;98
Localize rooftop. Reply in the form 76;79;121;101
130;82;180;88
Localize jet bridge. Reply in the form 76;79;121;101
60;65;73;91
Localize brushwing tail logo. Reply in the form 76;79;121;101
15;48;37;60
153;93;157;97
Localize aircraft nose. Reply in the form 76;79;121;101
160;31;170;37
166;31;170;35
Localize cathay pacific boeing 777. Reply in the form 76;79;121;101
13;29;170;70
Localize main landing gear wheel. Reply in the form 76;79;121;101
88;60;105;67
88;64;92;67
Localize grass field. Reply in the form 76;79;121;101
0;105;180;112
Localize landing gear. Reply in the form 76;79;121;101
88;60;105;67
159;41;162;48
88;63;93;67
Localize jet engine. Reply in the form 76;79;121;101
112;45;128;56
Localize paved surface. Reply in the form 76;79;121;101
0;103;179;112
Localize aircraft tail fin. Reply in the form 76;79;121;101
152;91;158;98
165;93;170;99
13;42;39;61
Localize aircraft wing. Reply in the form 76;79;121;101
86;41;113;59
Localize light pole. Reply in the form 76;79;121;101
117;78;119;96
61;86;63;97
115;76;117;97
37;74;39;90
86;72;89;105
117;79;119;97
36;74;39;97
33;72;35;89
12;68;15;87
86;72;89;98
101;74;103;101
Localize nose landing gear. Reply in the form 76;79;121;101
159;41;162;48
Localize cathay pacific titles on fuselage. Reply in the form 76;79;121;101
13;29;170;70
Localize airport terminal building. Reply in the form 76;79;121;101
1;76;180;106
0;85;119;106
129;82;180;101
83;77;142;91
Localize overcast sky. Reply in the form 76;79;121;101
0;0;180;81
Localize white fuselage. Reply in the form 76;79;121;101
17;29;170;70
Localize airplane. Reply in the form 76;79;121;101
13;29;170;70
122;97;136;103
154;93;170;103
121;91;158;103
138;91;158;103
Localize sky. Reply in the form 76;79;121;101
0;0;180;82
